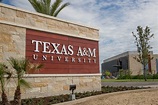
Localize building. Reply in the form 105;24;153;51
101;51;158;76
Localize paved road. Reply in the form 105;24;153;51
102;82;158;87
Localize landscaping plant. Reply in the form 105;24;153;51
132;26;154;81
105;70;111;78
28;0;70;17
0;63;12;105
19;86;146;105
8;57;43;105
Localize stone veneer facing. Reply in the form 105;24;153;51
0;3;101;99
6;75;101;100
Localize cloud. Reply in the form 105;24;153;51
10;0;35;11
9;0;158;70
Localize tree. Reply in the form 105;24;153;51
132;26;154;81
0;63;12;105
28;0;70;17
8;57;43;105
0;0;2;2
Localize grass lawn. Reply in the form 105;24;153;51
101;79;158;82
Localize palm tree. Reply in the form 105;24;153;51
8;57;43;105
0;63;12;105
28;0;70;17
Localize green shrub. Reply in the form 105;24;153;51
117;69;132;79
105;70;111;76
118;74;158;79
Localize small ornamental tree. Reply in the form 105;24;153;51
9;57;43;105
132;26;154;81
0;63;12;105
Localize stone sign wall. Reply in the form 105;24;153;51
0;3;101;100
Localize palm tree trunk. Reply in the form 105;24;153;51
1;91;10;105
13;86;21;105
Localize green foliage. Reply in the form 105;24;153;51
118;69;132;79
1;85;148;105
0;63;12;105
21;98;45;105
9;57;29;88
118;74;158;79
0;57;43;105
117;74;130;79
8;57;43;105
28;0;70;17
0;63;11;90
8;57;43;86
105;70;111;76
20;79;31;88
119;69;124;78
0;64;11;90
132;26;154;81
132;26;154;65
17;86;147;105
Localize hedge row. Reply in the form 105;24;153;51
117;74;158;79
18;86;147;105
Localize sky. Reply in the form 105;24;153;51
1;0;158;70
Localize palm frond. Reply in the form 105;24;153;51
0;63;12;92
28;0;43;13
27;63;43;73
43;0;51;14
0;63;12;79
5;71;12;80
50;0;62;16
54;2;70;17
34;63;44;70
8;57;21;72
21;58;29;72
20;79;31;88
29;0;70;16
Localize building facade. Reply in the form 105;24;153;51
102;51;158;76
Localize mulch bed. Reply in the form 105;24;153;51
0;86;149;105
